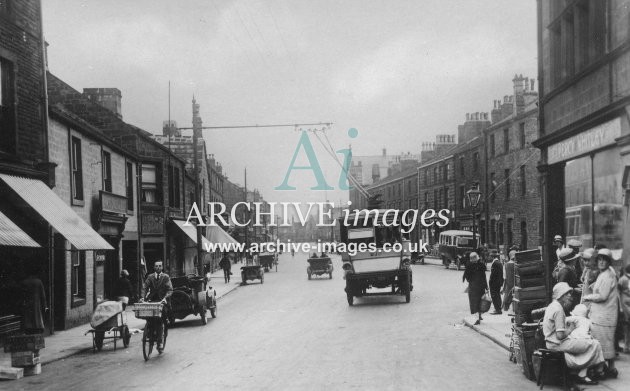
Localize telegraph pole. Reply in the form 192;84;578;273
192;98;204;275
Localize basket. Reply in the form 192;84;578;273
133;303;163;319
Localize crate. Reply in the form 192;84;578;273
513;298;547;316
514;249;541;264
133;303;163;319
515;261;544;277
3;334;45;353
515;275;546;288
11;351;40;367
514;286;547;301
515;327;537;380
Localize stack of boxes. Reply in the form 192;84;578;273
4;334;44;377
512;249;549;381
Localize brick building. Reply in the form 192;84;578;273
484;75;540;252
46;74;201;280
47;104;139;328
535;0;630;273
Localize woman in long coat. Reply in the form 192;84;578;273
463;252;488;325
583;249;619;378
21;267;47;334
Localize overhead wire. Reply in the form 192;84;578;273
483;148;540;202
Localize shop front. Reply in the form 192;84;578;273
541;116;627;272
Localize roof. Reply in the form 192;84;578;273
0;174;113;250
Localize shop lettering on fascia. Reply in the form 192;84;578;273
548;118;621;165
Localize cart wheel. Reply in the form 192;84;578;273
210;303;217;318
347;292;354;306
122;325;131;348
142;325;153;361
94;330;105;351
329;272;332;279
161;322;168;352
200;305;207;325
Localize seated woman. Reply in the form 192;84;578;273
543;282;605;385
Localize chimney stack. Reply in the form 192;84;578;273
83;88;122;118
162;120;180;137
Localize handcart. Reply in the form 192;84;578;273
85;301;130;352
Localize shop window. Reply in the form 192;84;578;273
592;150;623;254
102;151;112;192
141;163;160;204
71;137;84;202
564;155;593;248
126;162;134;211
71;249;86;305
0;57;16;154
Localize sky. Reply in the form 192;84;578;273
42;0;538;211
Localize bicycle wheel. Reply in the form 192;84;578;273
142;321;154;361
161;321;168;352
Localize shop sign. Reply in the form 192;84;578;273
94;250;106;265
548;118;621;164
142;212;164;234
100;191;128;215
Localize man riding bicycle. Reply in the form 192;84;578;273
140;260;173;353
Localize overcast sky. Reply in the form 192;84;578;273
42;0;537;211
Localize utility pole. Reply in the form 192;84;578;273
192;98;204;275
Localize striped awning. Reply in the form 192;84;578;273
0;174;113;250
0;210;40;247
172;220;212;249
206;225;240;246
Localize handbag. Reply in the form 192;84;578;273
480;291;492;313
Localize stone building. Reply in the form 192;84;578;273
484;75;540;252
535;0;629;273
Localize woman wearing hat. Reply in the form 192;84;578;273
583;249;620;378
580;248;599;303
462;252;488;325
543;282;605;385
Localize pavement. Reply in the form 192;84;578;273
463;308;630;390
0;264;243;369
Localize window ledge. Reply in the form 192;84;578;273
71;297;86;308
72;198;85;207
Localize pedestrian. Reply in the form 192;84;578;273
140;260;172;353
580;248;599;304
567;239;583;279
20;263;47;334
463;252;488;325
114;269;133;310
219;253;231;283
552;234;566;281
543;282;605;385
557;248;580;287
618;264;630;353
502;250;515;312
489;253;504;315
582;249;620;378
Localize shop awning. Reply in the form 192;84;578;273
172;220;212;249
0;174;113;250
206;225;240;246
0;210;41;247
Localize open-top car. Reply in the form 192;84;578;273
307;254;333;279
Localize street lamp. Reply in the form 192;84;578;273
466;184;482;250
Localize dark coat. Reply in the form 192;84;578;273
141;273;173;302
114;276;133;298
21;276;47;332
219;257;231;271
489;259;504;288
557;265;579;288
463;262;488;314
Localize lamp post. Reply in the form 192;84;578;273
466;184;482;250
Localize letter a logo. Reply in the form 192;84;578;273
275;131;333;190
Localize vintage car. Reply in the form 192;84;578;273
307;255;333;279
259;251;277;272
339;211;413;305
167;274;217;326
438;230;476;270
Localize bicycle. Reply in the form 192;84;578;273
133;302;168;361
